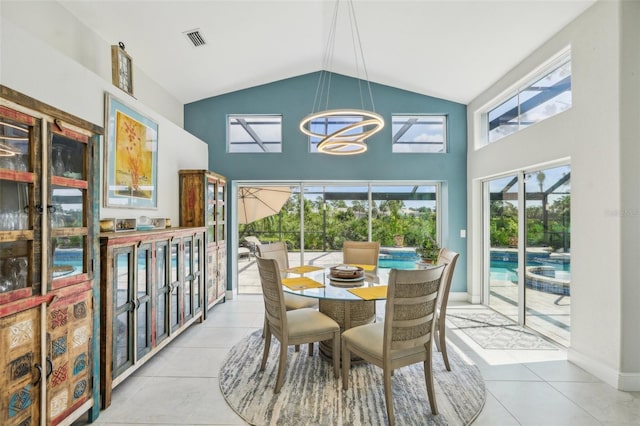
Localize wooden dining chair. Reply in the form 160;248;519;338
257;242;318;352
257;242;318;311
434;247;460;371
341;265;445;425
256;256;340;393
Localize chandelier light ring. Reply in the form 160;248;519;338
316;118;381;147
300;0;383;155
299;109;384;140
317;139;367;155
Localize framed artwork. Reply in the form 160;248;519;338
111;43;134;95
104;94;158;208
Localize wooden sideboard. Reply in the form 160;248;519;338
99;227;206;408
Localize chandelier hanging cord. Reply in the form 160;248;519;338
348;0;376;112
312;0;340;113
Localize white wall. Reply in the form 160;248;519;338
0;1;208;223
468;0;640;391
618;0;640;388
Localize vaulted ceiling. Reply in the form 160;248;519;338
60;0;595;105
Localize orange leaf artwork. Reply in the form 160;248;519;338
115;111;154;200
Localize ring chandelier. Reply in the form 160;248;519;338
299;0;384;155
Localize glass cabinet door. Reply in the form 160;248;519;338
183;237;193;321
155;242;169;345
136;245;152;360
49;125;91;289
113;248;134;378
216;180;225;242
169;239;181;332
0;106;40;302
193;233;202;313
206;179;215;244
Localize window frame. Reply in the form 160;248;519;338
226;114;283;153
391;114;448;154
482;48;572;146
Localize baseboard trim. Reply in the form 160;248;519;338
568;348;640;391
449;292;472;302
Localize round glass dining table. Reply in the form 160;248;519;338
281;266;385;361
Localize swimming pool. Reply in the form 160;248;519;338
378;248;421;270
378;258;420;270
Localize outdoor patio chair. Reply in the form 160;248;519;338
244;236;262;255
341;265;445;425
256;256;340;393
434;248;460;371
257;242;319;352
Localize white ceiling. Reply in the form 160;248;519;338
60;0;596;105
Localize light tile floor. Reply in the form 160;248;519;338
76;297;640;426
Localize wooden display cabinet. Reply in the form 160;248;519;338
178;170;226;312
0;86;101;425
99;227;206;408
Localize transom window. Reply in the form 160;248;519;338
227;115;282;153
392;115;447;153
486;50;572;144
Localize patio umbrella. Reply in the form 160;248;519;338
238;186;291;224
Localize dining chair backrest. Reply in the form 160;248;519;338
257;242;289;270
343;241;380;267
436;248;459;313
384;265;445;353
255;255;288;338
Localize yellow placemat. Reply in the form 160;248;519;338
348;263;377;272
281;277;325;290
285;265;324;274
347;285;388;300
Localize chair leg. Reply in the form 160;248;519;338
424;344;438;415
260;324;271;372
439;320;451;371
295;344;300;352
274;340;288;393
341;342;351;390
332;332;340;379
308;342;314;356
383;368;395;426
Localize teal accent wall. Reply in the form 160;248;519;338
184;72;468;292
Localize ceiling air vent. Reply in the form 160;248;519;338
183;29;206;47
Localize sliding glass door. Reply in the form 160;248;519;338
524;165;571;344
485;175;520;322
236;181;440;294
484;164;571;346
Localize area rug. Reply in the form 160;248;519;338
447;309;558;350
219;330;485;425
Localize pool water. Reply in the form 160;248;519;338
378;258;421;270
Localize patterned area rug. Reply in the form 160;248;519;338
447;310;558;350
219;330;485;425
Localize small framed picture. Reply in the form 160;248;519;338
111;43;134;95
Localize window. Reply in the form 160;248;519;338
392;115;447;153
227;115;282;153
486;51;572;144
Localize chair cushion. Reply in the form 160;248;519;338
284;293;318;310
287;309;339;338
342;322;427;362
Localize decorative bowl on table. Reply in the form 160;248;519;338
329;264;364;280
